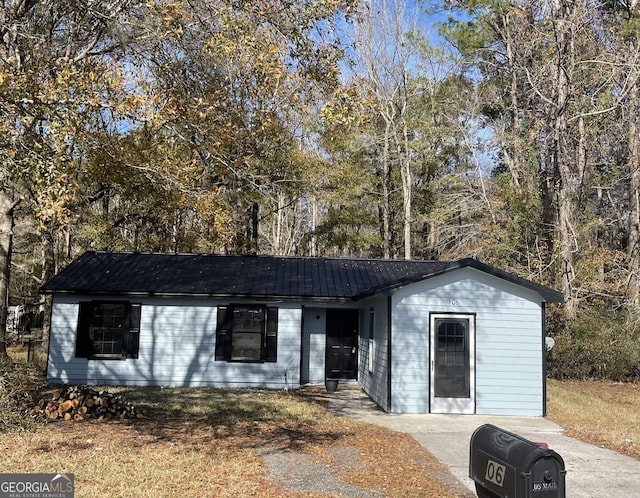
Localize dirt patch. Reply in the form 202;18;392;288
261;447;383;497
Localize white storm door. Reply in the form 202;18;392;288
430;314;475;414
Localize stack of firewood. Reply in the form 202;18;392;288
33;386;143;422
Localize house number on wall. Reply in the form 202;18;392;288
450;299;459;306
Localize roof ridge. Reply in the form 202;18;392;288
87;250;444;264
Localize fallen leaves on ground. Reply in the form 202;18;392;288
0;387;467;497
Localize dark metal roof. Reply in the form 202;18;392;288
40;251;564;303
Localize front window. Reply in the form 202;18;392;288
76;301;141;359
91;303;126;356
231;307;264;361
215;305;278;363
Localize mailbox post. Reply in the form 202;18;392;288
469;424;566;498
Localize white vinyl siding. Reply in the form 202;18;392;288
358;296;390;411
47;296;302;388
301;307;326;384
391;267;544;416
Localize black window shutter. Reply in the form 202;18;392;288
215;306;231;361
264;307;278;362
75;302;93;358
124;303;141;359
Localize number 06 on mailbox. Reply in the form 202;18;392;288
469;424;566;498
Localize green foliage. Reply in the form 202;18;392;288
439;18;491;59
548;309;640;381
312;204;382;257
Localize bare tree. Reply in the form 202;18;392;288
349;0;432;259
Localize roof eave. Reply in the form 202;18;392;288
42;289;357;304
353;259;565;303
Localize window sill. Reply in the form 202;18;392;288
78;355;128;361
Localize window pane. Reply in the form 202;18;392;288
90;303;126;356
232;332;262;360
230;306;265;361
434;319;470;398
233;308;263;332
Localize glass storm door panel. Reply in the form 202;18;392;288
430;314;475;414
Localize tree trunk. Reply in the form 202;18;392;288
399;99;412;260
626;56;640;310
504;9;522;188
40;226;56;352
380;118;393;259
552;0;578;318
401;154;411;260
0;190;18;360
309;196;318;257
250;202;259;255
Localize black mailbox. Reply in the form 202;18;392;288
469;424;566;498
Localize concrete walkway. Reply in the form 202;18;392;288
328;387;640;498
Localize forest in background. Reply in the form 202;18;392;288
2;0;640;379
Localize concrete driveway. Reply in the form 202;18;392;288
329;388;640;498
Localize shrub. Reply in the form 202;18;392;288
0;348;47;433
547;309;640;381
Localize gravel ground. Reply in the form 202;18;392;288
261;446;384;497
259;386;474;497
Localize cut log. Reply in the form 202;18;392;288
59;400;73;413
34;386;143;423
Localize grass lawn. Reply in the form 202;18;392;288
547;379;640;460
0;349;463;498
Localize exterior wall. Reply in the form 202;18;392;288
47;295;302;388
391;268;545;416
46;266;547;415
357;296;390;412
301;307;326;384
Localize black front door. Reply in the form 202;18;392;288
326;309;359;379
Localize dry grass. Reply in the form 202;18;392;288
0;348;463;497
0;388;461;497
5;349;639;496
547;379;640;459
